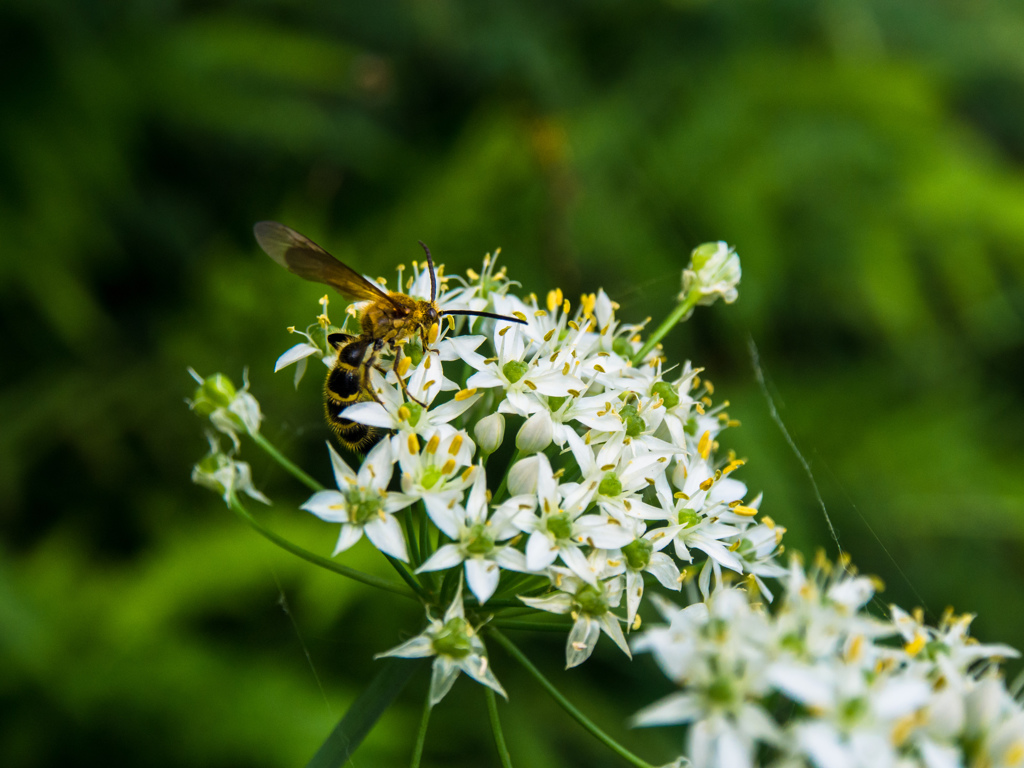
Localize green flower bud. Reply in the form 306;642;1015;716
190;372;237;416
432;617;473;659
651;381;680;409
574;583;609;616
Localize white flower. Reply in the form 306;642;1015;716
515;453;634;585
301;441;415;561
397;429;477;514
520;565;631;668
681;241;741;308
191;434;270;506
187;369;262;447
415;470;531;604
376;582;506;705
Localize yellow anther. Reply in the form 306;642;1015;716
581;293;596;318
512;311;527;322
632;614;642;631
761;515;776;528
705;380;715;395
407;433;420;454
449;434;464;455
398;405;411;422
695;403;705;415
699;477;715;492
722;459;746;475
423;355;432;370
674;491;690;500
546;288;563;312
466;268;480;280
727;419;741;428
701;396;713;407
562;362;570;375
567;389;581;397
461;466;475;483
732;505;758;517
535;309;548;318
845;635;865;663
523;380;537;390
427;323;439;344
396;356;412;378
904;631;927;657
567;320;580;331
454;388;477;401
498;326;511;337
423;434;440;455
593;364;605;373
563;299;570;314
698;430;712;460
286;325;296;333
544;329;555;342
441;459;456;475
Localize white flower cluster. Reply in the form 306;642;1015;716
633;555;1024;768
276;250;781;674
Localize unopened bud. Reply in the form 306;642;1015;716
516;411;553;454
474;412;506;455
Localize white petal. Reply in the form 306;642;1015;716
275;342;321;372
465;558;501;604
332;524;365;556
526;531;559;571
301;490;349;522
565;616;601;668
365;515;409;562
338;401;396;429
631;691;702;727
416;544;465;573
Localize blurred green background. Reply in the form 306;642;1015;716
3;1;1024;766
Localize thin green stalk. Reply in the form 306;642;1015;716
485;687;514;768
383;554;433;603
402;509;421;568
488;629;656;768
491;448;522;505
491;619;573;632
631;291;701;365
410;691;432;768
228;495;416;600
249;431;324;492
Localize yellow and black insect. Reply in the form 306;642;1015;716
254;221;523;451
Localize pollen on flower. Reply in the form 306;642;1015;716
698;431;712;459
408;433;420;454
449;434;463;455
454;388;477;401
547;288;563;312
426;434;441;454
396;356;412;378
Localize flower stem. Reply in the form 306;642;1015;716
491;619;573;632
487;629;656;768
485;687;514;768
410;691;432;768
249;431;324;492
228;495;417;600
491;448;522;506
384;553;433;603
631;290;701;365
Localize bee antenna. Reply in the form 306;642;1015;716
441;309;528;325
418;240;437;302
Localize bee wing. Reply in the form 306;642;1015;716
254;221;396;305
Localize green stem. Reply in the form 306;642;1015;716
631;291;701;365
384;554;433;603
402;509;421;569
410;691;432;768
228;495;416;600
485;688;514;768
249;431;324;492
491;448;522;505
487;629;656;768
491;619;573;632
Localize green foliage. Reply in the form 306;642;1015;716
2;0;1024;765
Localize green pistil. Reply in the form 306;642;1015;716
706;676;736;706
546;512;573;540
433;617;473;659
548;395;567;412
346;490;383;524
839;697;868;727
406;339;425;367
502;360;528;384
420;466;443;490
574;583;608;616
651;381;679;409
619;404;646;437
597;471;622;497
677;509;700;528
465;523;495;556
622;538;653;570
612;337;633;358
684;416;698;436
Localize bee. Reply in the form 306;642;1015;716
254;221;524;451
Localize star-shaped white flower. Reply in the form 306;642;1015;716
300;440;415;561
376;582;506;705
